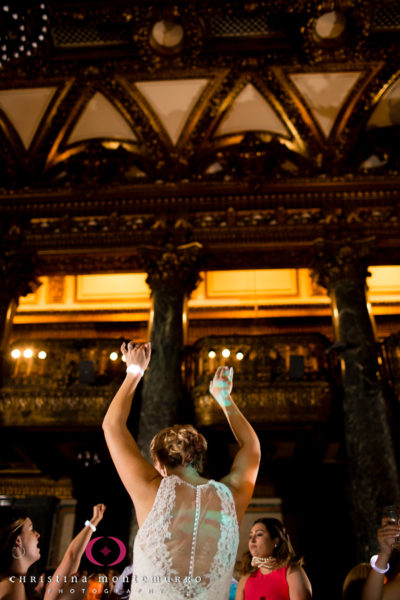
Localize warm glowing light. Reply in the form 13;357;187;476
121;355;126;362
23;349;33;358
102;141;120;150
11;349;21;359
222;348;230;358
236;351;244;360
208;350;216;359
110;352;118;361
38;351;47;360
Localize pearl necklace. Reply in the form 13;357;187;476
251;555;277;569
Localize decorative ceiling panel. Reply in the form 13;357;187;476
289;72;362;138
67;91;138;144
0;1;400;272
0;87;57;150
215;83;289;138
134;78;210;145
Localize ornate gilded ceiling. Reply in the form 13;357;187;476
1;0;400;273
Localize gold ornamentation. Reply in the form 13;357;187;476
46;276;65;303
141;242;203;294
0;392;111;426
0;477;73;499
0;1;399;273
312;237;375;289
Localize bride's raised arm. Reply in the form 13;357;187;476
102;341;160;525
209;366;261;523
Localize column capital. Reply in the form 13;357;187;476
141;242;203;295
0;245;40;301
311;237;375;290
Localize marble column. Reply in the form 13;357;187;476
313;238;400;560
138;242;202;458
0;242;40;383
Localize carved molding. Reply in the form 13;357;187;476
15;198;399;273
38;253;143;275
0;183;397;274
18;201;400;234
1;178;400;214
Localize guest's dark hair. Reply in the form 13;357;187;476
150;424;207;472
240;517;303;575
0;508;27;574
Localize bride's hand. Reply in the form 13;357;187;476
209;366;233;407
121;341;151;372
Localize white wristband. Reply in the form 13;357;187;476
370;554;389;574
85;520;96;532
126;364;144;377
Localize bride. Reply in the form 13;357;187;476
102;341;261;599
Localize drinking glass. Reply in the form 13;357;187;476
383;505;400;549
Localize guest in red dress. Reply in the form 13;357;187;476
235;518;312;600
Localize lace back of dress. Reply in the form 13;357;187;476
168;481;220;585
133;475;238;599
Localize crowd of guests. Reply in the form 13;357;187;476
0;342;399;600
1;496;400;600
0;504;312;600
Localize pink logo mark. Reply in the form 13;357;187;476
85;536;127;566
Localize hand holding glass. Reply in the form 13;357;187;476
383;505;400;549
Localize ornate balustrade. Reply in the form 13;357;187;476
185;334;339;427
1;334;342;428
0;339;126;427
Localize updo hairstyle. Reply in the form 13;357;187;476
0;508;27;574
150;424;207;472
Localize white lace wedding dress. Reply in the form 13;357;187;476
129;474;239;599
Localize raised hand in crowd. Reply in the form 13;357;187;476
362;517;400;600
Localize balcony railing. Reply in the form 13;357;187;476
1;334;341;428
0;339;126;427
185;334;339;427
